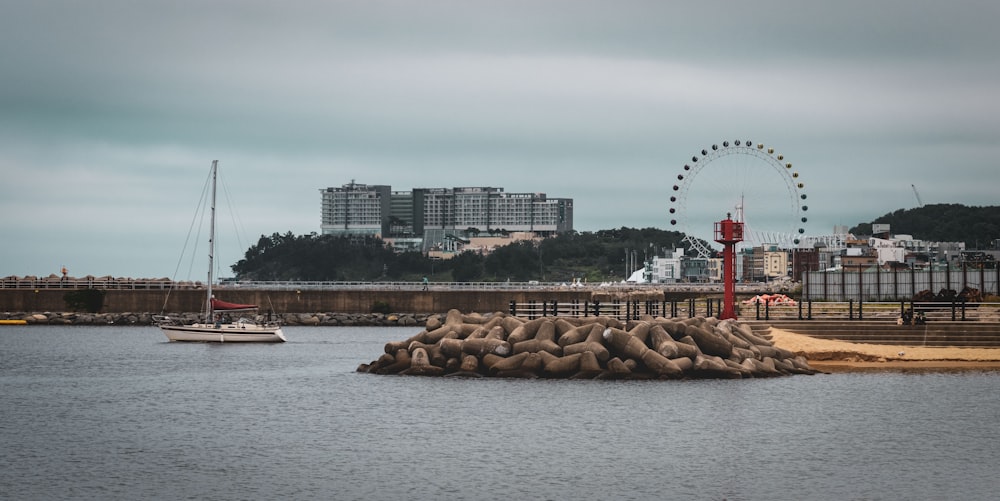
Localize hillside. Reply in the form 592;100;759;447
849;204;1000;247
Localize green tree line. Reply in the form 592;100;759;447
232;227;687;282
233;204;999;282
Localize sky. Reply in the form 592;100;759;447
2;0;998;279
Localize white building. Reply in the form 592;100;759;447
320;183;391;236
764;248;789;279
868;236;907;265
643;248;685;283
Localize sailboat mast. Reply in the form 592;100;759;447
206;160;217;323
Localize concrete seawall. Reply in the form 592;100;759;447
0;288;676;327
1;288;676;316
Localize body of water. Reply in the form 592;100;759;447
2;326;998;500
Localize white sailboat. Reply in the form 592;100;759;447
156;160;286;343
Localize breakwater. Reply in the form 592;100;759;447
0;288;683;321
358;309;818;379
0;288;614;314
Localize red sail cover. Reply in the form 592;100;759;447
211;298;259;310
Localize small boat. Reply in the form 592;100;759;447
155;161;286;343
157;297;286;343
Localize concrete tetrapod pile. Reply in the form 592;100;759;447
357;309;818;379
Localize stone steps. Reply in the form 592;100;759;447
744;320;1000;347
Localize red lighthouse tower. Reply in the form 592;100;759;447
714;213;744;320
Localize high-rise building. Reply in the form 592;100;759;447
319;183;574;250
319;182;391;236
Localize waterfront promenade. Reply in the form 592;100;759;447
0;276;771;317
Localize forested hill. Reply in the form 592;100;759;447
231;228;686;283
849;204;1000;247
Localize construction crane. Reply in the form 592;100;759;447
911;184;924;207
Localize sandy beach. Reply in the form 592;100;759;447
768;327;1000;372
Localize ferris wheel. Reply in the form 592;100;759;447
668;139;808;258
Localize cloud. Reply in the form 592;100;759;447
1;0;998;277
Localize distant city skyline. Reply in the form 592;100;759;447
3;1;998;278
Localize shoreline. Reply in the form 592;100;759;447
808;360;1000;372
0;311;434;327
768;327;1000;372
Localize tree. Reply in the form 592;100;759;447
450;252;485;282
484;241;540;281
850;204;1000;247
232;233;396;281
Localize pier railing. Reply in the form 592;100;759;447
0;277;774;293
506;299;1000;323
1;277;177;290
507;298;725;321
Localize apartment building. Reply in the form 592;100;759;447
320;183;574;251
319;183;391;237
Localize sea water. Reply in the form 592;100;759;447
1;326;998;501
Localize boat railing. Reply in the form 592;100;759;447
152;315;183;326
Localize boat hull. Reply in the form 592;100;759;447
160;323;286;343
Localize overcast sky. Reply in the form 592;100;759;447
2;0;998;279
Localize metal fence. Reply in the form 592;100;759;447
743;300;998;322
803;267;1000;301
0;277;176;290
508;298;730;321
507;299;1000;323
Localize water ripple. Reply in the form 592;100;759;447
1;326;998;500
